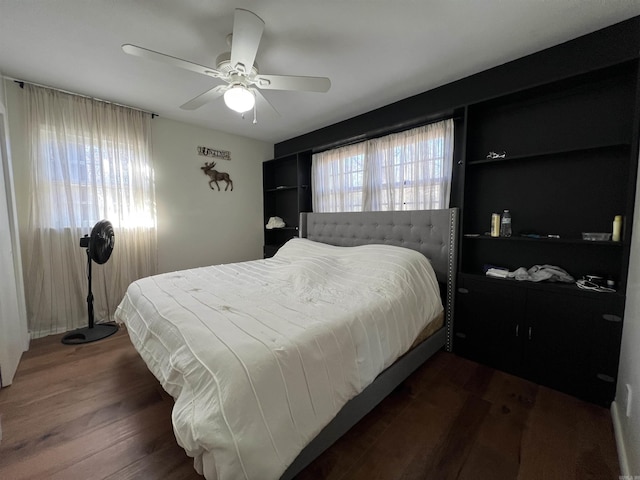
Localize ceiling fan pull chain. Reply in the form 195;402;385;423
253;102;257;124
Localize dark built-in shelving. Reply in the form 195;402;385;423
262;153;311;257
270;18;640;407
460;62;637;289
455;58;639;406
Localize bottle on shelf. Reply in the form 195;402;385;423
491;213;500;237
500;209;512;237
612;215;622;242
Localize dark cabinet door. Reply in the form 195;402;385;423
589;296;624;405
522;291;596;398
522;290;623;406
455;276;524;375
454;276;623;406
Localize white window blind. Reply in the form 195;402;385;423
312;119;454;212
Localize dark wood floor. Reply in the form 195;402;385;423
0;327;620;480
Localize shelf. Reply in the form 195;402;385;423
265;185;298;192
263;152;311;259
467;143;630;166
462;234;624;247
458;272;625;299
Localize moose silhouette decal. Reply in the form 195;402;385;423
201;161;233;191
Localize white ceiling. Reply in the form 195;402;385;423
1;1;639;145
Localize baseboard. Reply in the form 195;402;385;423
611;400;631;476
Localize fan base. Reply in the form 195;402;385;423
61;323;119;345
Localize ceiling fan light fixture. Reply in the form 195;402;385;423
224;85;255;113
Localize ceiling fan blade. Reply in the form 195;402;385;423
180;85;227;110
122;44;225;79
254;74;331;93
229;9;265;74
252;89;280;117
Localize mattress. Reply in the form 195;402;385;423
115;238;443;480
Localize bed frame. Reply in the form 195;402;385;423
281;208;458;479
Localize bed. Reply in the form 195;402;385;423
115;208;458;480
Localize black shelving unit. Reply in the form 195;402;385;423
271;18;640;407
262;152;312;257
454;60;639;406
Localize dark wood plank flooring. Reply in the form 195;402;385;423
0;327;620;479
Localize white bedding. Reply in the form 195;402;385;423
115;238;443;480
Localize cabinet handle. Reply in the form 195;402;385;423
602;314;622;323
458;288;469;294
528;327;532;340
596;373;615;383
515;325;519;337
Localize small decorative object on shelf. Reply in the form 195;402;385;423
500;209;512;237
582;232;611;241
576;277;616;293
266;216;285;229
612;215;623;242
491;213;500;237
486;151;506;159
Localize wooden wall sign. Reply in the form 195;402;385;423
198;146;231;161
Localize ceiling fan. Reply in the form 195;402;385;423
122;8;331;123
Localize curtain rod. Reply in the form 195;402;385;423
8;77;158;118
310;115;462;155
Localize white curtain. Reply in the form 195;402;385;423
24;85;157;338
313;119;454;212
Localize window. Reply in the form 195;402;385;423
25;84;157;337
36;126;155;230
312;119;454;212
312;142;367;212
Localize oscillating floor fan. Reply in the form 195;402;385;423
62;220;118;345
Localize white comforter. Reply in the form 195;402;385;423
116;238;443;480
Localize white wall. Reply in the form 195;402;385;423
0;76;29;385
613;154;640;475
4;80;273;320
5;82;28;234
152;116;272;273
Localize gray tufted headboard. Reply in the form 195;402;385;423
299;208;459;351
